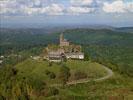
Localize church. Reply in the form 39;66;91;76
60;34;69;46
47;34;84;62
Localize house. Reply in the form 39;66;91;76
66;53;84;60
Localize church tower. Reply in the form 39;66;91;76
60;33;69;46
60;33;64;44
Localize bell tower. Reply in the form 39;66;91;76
60;34;64;45
60;33;69;46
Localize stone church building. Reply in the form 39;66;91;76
47;34;84;62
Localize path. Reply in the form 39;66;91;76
50;65;114;87
67;65;113;85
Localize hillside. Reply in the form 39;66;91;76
15;59;108;85
1;28;133;54
115;27;133;33
0;28;133;99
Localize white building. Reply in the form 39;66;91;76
0;60;3;64
48;51;63;62
66;53;84;60
32;56;41;60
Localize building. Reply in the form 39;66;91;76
47;33;84;62
66;53;84;60
48;51;64;62
60;34;69;46
0;60;3;64
32;56;41;60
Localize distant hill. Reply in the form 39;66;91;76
0;28;133;55
63;28;133;46
115;27;133;33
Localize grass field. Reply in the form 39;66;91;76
15;59;107;85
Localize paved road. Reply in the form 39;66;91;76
50;65;114;87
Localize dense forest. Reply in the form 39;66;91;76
0;28;133;99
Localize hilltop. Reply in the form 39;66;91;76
0;28;133;99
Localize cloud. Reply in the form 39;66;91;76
70;0;93;6
23;4;64;15
0;0;19;15
103;0;133;13
68;0;97;14
0;0;96;15
126;2;133;12
67;6;94;15
0;0;64;15
0;0;132;16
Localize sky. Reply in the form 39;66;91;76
0;0;133;28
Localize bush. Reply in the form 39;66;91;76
74;71;87;80
48;62;52;66
27;78;46;91
12;68;18;75
58;65;71;85
49;72;56;79
0;95;5;100
45;87;59;96
18;94;29;100
45;70;50;75
50;88;59;96
45;70;56;79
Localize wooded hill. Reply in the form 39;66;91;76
1;28;133;77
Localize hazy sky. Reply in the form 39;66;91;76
0;0;133;27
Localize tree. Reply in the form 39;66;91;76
43;87;59;97
84;53;90;61
74;71;87;80
50;87;59;96
45;70;56;79
48;62;52;67
58;65;71;85
49;72;56;79
45;70;50;75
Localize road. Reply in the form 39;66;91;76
50;65;114;87
67;65;113;85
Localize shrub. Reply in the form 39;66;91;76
74;71;87;80
50;88;59;96
12;68;18;75
48;62;52;66
18;94;29;100
43;87;59;97
0;95;5;100
27;78;46;91
45;70;50;75
49;72;56;79
58;65;71;85
45;70;56;79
